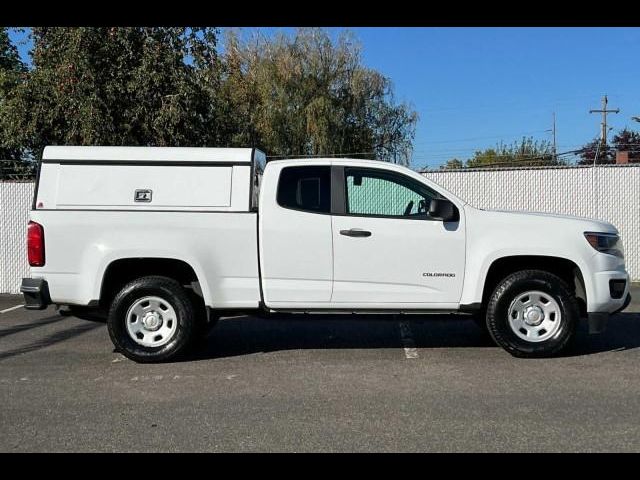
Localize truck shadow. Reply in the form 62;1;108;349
0;317;102;361
564;312;640;357
0;314;70;339
190;311;640;360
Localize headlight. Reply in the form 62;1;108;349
584;232;623;258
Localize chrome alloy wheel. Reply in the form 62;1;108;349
125;296;178;347
507;290;562;343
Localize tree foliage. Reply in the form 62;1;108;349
578;128;640;164
3;27;222;160
0;28;24;95
213;28;417;164
577;138;613;164
0;28;28;177
0;27;418;174
441;158;463;169
443;137;560;169
613;128;640;162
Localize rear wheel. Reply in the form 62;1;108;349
486;269;579;358
107;276;196;363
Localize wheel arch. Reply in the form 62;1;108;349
481;255;587;316
98;257;210;309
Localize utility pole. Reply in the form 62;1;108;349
552;112;557;162
589;95;619;148
546;113;557;163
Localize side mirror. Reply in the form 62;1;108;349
428;198;459;222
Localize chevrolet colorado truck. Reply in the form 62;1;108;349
21;146;631;362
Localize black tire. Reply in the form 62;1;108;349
107;276;197;363
486;269;579;358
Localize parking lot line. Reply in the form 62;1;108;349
398;320;419;359
0;305;24;314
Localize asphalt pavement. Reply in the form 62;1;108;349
1;286;639;452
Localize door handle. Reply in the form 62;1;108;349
340;228;372;238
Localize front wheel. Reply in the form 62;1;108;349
107;276;197;363
486;270;579;358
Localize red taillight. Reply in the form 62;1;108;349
27;221;45;267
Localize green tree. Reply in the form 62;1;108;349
612;128;640;162
465;148;501;168
0;28;24;102
0;27;29;178
2;27;418;169
2;27;222;160
578;129;640;164
220;28;417;165
577;138;614;164
464;137;559;168
441;158;463;169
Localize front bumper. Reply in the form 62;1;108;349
20;278;51;310
590;269;630;313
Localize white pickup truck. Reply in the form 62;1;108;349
21;146;631;362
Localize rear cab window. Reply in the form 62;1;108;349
277;166;331;213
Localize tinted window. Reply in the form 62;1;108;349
345;168;439;217
250;151;266;210
277;166;331;213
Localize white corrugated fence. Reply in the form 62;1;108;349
1;163;639;294
1;181;34;294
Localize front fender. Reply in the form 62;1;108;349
459;248;594;309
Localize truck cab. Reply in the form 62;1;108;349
259;159;466;309
22;146;631;362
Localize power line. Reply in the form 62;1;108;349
412;141;640;162
420;93;620;115
411;129;550;145
413;144;640;156
265;145;640;161
552;112;557;162
412;148;584;159
413;147;587;168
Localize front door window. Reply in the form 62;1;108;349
345;168;439;218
